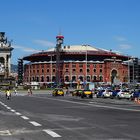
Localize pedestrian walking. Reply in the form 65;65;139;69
66;87;69;95
28;88;32;95
14;89;17;95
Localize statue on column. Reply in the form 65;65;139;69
0;32;14;82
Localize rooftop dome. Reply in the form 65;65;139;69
63;45;99;52
47;45;106;52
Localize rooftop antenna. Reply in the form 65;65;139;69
58;27;62;36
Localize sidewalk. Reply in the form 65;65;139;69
0;90;53;96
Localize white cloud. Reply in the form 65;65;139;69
12;45;40;52
34;40;55;47
114;36;127;41
112;50;122;55
119;44;132;50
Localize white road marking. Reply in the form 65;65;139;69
29;121;42;126
6;107;11;110
0;102;4;105
15;112;21;115
21;116;29;120
43;129;61;138
0;130;12;136
11;109;16;112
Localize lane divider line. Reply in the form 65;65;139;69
29;121;42;127
15;112;22;115
6;107;11;110
0;130;12;136
0;100;62;138
21;116;29;120
10;109;16;112
43;129;61;138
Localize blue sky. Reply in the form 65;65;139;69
0;0;140;64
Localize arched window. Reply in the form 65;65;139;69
72;69;76;72
52;76;56;82
46;76;49;82
87;76;90;82
93;76;96;81
79;76;83;82
36;77;39;82
42;69;44;73
80;69;83;73
111;69;117;84
72;76;76;82
41;76;44;82
99;76;103;81
32;77;35;81
100;69;102;73
65;76;69;82
94;69;96;73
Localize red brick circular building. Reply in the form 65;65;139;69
23;44;129;87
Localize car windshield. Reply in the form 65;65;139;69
115;90;120;92
84;90;91;91
55;88;63;91
122;90;129;92
135;89;140;92
106;90;112;92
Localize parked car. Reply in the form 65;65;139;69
96;89;112;98
96;89;105;98
72;89;83;97
116;89;131;99
81;90;93;98
110;89;121;99
102;89;113;98
52;88;64;96
130;89;140;100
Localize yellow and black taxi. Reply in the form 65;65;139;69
52;88;64;96
72;89;83;97
81;89;93;98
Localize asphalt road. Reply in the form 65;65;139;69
0;91;140;140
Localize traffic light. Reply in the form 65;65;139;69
18;58;23;84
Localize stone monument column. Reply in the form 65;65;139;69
8;56;11;75
0;32;13;82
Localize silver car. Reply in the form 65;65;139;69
117;89;131;99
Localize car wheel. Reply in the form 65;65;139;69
89;94;93;98
81;94;84;98
117;95;121;99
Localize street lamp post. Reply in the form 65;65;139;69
133;59;134;83
70;61;72;88
51;55;52;89
86;46;87;83
82;45;88;82
82;44;88;89
48;54;53;90
128;56;130;84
